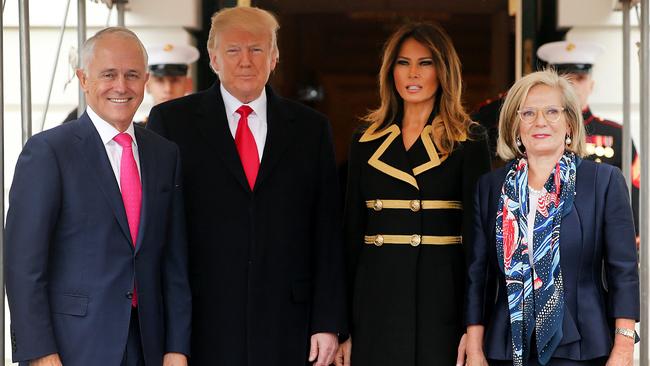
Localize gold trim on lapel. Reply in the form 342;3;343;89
359;123;419;189
413;125;441;175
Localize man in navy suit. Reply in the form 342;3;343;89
147;6;346;366
6;27;191;366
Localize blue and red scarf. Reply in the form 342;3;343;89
495;152;576;366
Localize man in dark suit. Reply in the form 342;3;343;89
5;27;191;366
147;6;346;366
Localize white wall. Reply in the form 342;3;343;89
559;0;641;144
2;0;201;363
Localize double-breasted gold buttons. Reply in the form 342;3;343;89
410;234;421;247
373;199;383;211
374;234;384;246
410;200;421;212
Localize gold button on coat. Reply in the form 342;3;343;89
410;234;421;247
410;200;421;212
374;234;384;246
373;199;383;211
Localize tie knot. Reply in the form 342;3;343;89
236;105;253;118
113;133;133;148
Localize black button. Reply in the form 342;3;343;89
125;291;133;299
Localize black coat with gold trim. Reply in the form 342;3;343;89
344;120;491;366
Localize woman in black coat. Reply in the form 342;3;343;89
335;22;491;366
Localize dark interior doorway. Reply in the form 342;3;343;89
255;0;515;164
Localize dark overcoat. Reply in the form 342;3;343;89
344;120;491;365
147;83;347;366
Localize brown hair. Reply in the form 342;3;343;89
363;22;471;156
496;69;586;160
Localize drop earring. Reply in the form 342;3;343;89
565;135;572;145
516;136;522;147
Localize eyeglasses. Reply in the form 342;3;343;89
517;106;565;124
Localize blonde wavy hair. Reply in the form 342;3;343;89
362;22;472;156
496;70;587;160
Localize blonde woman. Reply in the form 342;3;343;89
465;70;639;366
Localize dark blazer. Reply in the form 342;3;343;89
5;114;192;366
466;159;639;361
147;83;347;366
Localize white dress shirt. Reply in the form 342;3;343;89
87;106;141;190
220;83;267;160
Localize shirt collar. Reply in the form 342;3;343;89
86;106;137;146
220;83;267;119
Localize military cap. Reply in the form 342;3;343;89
146;43;200;77
537;41;605;74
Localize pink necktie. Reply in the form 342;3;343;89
113;133;142;307
235;105;260;189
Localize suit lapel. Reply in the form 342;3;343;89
133;127;156;253
254;86;293;190
573;161;592;258
195;84;250;192
73;114;132;247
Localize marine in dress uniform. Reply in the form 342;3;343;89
145;43;199;106
137;43;200;126
537;40;640;232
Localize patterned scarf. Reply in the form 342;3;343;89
495;152;576;366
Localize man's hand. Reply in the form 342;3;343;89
308;332;338;366
30;353;62;366
334;337;351;366
163;352;188;366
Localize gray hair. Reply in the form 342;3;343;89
79;27;148;73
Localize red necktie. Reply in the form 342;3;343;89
113;133;142;307
235;105;260;189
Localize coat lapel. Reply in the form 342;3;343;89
133;127;156;253
73;114;132;247
195;83;250;193
412;124;442;176
359;121;449;190
254;86;293;190
359;123;418;189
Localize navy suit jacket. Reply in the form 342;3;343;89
5;114;192;366
466;159;639;361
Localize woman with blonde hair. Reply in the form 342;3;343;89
465;70;639;366
337;22;491;366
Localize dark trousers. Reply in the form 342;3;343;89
122;307;145;366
